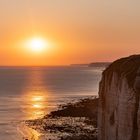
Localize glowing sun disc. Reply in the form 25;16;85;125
26;37;48;53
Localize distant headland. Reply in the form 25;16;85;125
71;62;111;67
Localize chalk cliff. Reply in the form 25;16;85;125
98;55;140;140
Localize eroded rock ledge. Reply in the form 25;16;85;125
98;55;140;140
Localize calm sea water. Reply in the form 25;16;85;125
0;66;103;140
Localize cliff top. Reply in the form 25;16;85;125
103;55;140;87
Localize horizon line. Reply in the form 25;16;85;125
0;62;112;67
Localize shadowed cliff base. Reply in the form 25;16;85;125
98;55;140;140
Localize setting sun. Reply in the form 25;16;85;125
25;37;48;53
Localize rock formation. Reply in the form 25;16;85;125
98;55;140;140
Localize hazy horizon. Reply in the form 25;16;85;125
0;61;112;67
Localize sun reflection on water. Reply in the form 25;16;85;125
32;96;44;102
23;68;54;120
32;95;45;109
33;104;42;108
23;91;51;119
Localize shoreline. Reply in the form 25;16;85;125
17;122;42;140
21;96;98;140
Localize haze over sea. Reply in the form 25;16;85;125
0;66;103;140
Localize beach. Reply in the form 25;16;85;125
21;97;98;140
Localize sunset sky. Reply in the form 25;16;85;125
0;0;140;66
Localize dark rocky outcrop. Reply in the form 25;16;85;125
98;55;140;140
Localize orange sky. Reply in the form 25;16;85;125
0;0;140;66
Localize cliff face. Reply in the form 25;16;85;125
98;55;140;140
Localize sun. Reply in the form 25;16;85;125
25;37;48;53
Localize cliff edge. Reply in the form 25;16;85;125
98;55;140;140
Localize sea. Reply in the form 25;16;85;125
0;66;103;140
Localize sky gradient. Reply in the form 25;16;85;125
0;0;140;65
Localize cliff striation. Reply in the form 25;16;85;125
98;55;140;140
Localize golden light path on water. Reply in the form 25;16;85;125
25;91;50;119
20;68;56;139
22;67;53;120
19;90;51;140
